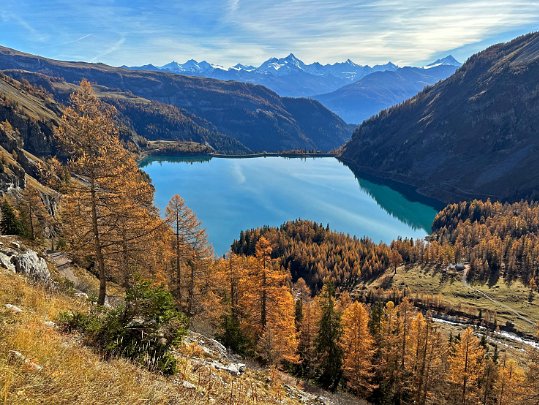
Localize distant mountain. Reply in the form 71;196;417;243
339;32;539;203
126;54;399;97
314;62;459;123
423;55;462;69
0;45;352;153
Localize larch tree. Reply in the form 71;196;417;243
165;194;211;314
494;356;525;405
447;327;486;405
210;254;253;353
56;80;163;305
340;301;375;396
241;237;298;365
297;296;321;378
524;328;539;404
257;286;299;365
377;300;401;402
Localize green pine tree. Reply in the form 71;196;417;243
0;199;24;236
316;283;343;391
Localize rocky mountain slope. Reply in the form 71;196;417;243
0;73;62;194
0;46;352;153
314;64;459;123
339;32;539;203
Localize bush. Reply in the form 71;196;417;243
60;281;188;375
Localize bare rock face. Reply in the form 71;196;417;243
11;250;51;282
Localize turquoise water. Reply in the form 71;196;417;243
140;156;439;256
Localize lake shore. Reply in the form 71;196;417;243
139;140;337;160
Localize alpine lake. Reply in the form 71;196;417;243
140;155;440;256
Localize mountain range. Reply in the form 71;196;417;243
126;54;461;123
0;45;352;154
126;54;405;96
314;64;460;123
339;32;539;203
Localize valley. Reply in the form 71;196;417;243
0;17;539;405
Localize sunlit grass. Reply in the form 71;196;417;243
0;270;306;404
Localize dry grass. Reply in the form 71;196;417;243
367;265;539;335
0;270;309;404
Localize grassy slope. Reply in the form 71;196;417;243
0;271;301;404
362;265;539;336
0;245;363;405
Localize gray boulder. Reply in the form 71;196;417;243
11;251;50;282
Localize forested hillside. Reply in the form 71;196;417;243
340;32;539;202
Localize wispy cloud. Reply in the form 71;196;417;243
60;34;92;46
91;36;126;63
1;0;538;67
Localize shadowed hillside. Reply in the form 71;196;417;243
340;32;539;202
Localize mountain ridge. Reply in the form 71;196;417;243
0;45;352;153
125;53;458;97
314;64;460;123
339;32;539;203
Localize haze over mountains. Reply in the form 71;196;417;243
340;32;539;203
127;53;461;123
314;64;459;123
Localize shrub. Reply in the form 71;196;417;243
59;281;188;375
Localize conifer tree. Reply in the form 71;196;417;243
165;194;210;313
377;300;401;401
57;80;163;305
340;301;375;396
316;283;343;391
18;187;48;240
297;297;321;377
448;327;486;404
0;199;23;236
494;355;525;405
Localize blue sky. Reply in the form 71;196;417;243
1;0;538;67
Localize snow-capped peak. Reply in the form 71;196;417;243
424;55;462;69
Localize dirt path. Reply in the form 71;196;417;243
47;251;80;286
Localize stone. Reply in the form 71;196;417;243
0;252;15;273
8;350;42;371
11;250;51;282
44;320;56;328
10;241;21;249
210;360;246;376
182;381;197;390
74;292;89;300
5;303;22;313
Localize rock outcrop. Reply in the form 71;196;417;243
0;237;51;283
12;250;50;282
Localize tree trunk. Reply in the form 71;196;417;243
90;179;107;306
122;229;130;289
175;213;182;307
